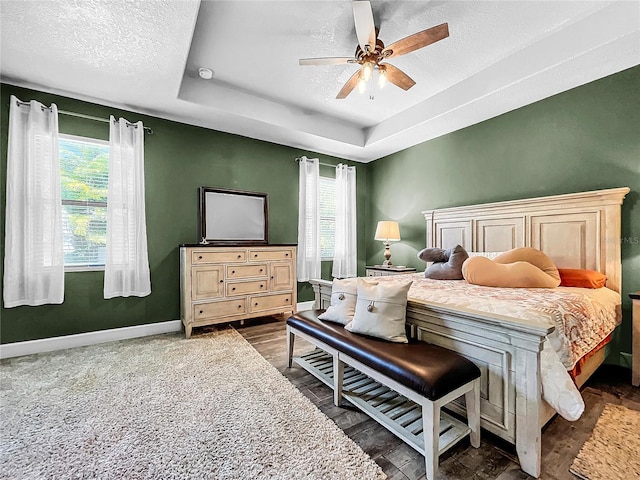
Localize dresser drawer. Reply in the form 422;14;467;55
248;249;293;262
249;293;293;312
194;299;246;320
226;280;268;296
227;264;267;279
192;250;246;264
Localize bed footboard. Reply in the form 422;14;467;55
309;278;552;478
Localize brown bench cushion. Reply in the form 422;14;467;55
287;310;481;402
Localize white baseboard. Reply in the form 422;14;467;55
2;306;317;360
0;320;182;360
297;301;315;311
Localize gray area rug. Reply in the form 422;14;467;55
570;403;640;480
0;327;385;480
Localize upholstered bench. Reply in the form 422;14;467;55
286;310;481;480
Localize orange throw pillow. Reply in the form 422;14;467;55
558;269;607;289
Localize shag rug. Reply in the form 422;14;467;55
0;328;385;480
570;403;640;480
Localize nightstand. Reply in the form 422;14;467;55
631;292;639;387
365;265;417;277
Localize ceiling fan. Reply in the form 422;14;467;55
299;1;449;99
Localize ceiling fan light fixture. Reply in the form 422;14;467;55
378;65;387;89
362;61;374;81
357;75;367;94
299;1;449;99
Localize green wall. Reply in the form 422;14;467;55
0;84;368;343
2;65;638;356
367;65;640;358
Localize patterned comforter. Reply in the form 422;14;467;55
369;274;622;420
377;273;621;369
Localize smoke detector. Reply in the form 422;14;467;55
198;67;213;80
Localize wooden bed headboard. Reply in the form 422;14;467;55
422;187;630;293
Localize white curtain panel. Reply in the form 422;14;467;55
296;156;321;281
104;116;151;298
332;164;357;278
3;96;64;308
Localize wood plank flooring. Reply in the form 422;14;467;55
227;317;640;480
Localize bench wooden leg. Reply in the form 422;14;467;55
333;355;344;407
465;378;481;448
286;326;295;368
422;400;440;480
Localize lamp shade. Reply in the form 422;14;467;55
374;221;401;241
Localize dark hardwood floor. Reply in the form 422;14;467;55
227;317;640;480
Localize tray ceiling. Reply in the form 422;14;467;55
1;0;638;162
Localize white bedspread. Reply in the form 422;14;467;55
370;275;622;420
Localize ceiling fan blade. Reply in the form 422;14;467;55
336;70;361;99
382;23;449;59
299;57;357;66
384;64;416;91
352;1;376;53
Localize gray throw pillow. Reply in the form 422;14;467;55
417;245;469;280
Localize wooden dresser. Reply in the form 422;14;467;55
180;244;297;338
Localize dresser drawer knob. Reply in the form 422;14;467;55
260;285;264;288
231;270;235;274
259;269;263;273
198;255;203;260
237;254;242;259
199;310;203;314
286;298;290;302
238;304;242;309
270;276;274;279
219;280;223;283
285;253;289;257
232;287;236;291
254;302;259;306
254;254;258;257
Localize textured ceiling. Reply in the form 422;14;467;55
1;0;639;162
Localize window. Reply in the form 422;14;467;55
59;135;109;270
319;176;335;259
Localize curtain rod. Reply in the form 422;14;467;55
295;156;354;168
13;99;153;134
60;110;154;135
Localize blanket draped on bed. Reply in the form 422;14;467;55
370;274;622;421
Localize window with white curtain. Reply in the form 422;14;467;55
332;163;357;278
319;176;336;259
59;134;109;271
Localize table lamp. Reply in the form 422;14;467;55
374;221;401;266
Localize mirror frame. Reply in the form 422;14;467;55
198;186;269;244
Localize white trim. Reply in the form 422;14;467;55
64;265;106;273
0;320;182;359
297;301;315;311
59;133;109;146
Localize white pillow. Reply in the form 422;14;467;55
318;277;360;325
345;278;413;343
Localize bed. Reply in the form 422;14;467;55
309;187;629;478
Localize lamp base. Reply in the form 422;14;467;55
382;241;392;266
